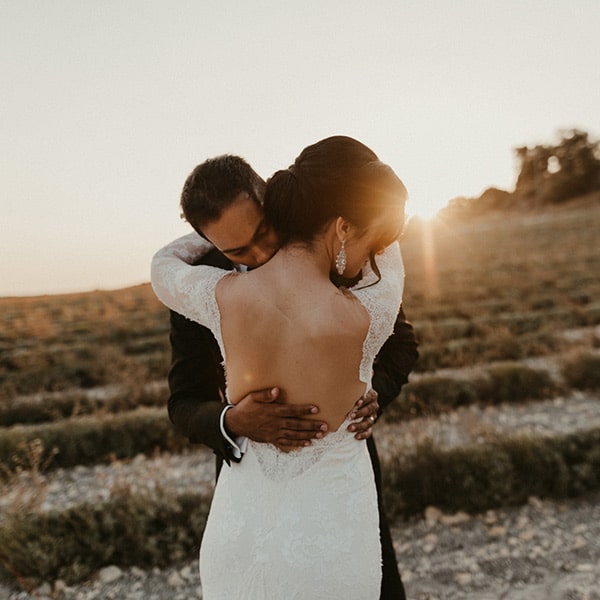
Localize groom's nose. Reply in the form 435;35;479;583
249;245;275;267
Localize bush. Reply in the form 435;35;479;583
386;377;480;421
383;364;558;424
382;427;600;520
0;408;187;470
482;362;558;404
2;427;599;587
562;352;600;390
0;489;211;585
0;382;168;427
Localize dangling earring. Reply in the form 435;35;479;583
335;239;347;276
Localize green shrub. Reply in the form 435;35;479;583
561;352;600;390
384;364;558;423
482;362;558;404
582;302;600;324
0;383;167;427
0;489;211;585
0;408;187;470
382;427;600;520
385;377;480;421
2;427;599;587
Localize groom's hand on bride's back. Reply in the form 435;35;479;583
223;387;329;452
346;389;379;441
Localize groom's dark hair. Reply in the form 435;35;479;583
180;155;266;234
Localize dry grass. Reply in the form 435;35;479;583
1;200;600;589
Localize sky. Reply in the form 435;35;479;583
1;0;599;297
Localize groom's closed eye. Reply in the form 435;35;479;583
221;220;268;257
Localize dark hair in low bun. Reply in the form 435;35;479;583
262;167;326;243
264;136;407;246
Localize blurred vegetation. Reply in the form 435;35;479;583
0;285;169;398
384;362;558;422
382;426;600;520
561;352;600;391
439;128;600;218
1;136;600;590
0;489;211;586
1;425;599;587
0;408;186;470
0;384;167;427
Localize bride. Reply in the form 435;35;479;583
151;136;408;599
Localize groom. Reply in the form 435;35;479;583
167;154;418;599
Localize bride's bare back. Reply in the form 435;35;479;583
216;258;370;432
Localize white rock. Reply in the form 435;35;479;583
168;571;185;587
455;572;472;585
35;582;52;596
98;565;123;583
440;510;470;526
180;565;194;580
130;566;146;578
424;505;442;525
487;525;507;537
570;535;587;550
519;528;536;541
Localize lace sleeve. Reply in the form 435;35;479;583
349;241;405;384
150;232;229;332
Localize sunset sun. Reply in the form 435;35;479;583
407;196;447;221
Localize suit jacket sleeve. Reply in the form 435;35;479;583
371;305;419;414
166;248;239;462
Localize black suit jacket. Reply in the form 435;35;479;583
167;247;419;464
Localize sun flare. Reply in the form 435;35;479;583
406;197;447;222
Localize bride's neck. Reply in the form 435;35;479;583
265;241;332;282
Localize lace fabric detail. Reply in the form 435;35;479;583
151;232;230;361
250;417;356;481
350;241;404;385
200;418;381;599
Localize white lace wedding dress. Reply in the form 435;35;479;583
151;234;404;600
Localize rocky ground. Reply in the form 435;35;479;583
2;492;598;600
1;391;599;600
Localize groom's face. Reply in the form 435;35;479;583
202;191;280;268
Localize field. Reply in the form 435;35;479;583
1;196;599;594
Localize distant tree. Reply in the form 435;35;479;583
514;129;600;205
439;128;600;221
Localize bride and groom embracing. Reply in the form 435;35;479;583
151;136;419;599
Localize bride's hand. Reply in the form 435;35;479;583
346;389;379;440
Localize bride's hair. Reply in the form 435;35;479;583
264;136;407;252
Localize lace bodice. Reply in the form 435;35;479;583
151;232;405;390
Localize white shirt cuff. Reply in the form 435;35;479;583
219;404;248;459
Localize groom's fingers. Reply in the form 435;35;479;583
275;439;308;451
248;389;321;417
246;387;280;403
231;388;326;445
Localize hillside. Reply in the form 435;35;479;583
1;201;599;598
2;197;599;398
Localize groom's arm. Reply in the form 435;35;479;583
168;310;234;458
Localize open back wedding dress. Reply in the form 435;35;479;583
151;234;404;599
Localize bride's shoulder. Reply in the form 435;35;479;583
215;270;243;292
214;270;252;305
